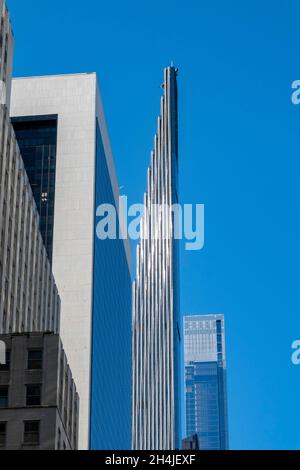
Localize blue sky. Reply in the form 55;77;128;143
8;0;300;449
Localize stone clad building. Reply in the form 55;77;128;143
0;333;79;450
0;1;79;449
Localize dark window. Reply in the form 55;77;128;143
26;385;41;406
0;350;10;371
0;422;6;447
23;421;39;445
0;387;8;408
27;350;43;370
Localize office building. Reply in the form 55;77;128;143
0;332;79;450
12;115;58;263
184;314;229;450
132;67;181;450
11;74;132;449
0;103;61;334
0;1;79;452
0;2;60;336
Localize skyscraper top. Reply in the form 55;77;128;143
184;314;226;364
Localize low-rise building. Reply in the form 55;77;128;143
0;332;79;450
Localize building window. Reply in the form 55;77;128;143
27;350;43;370
23;421;39;446
0;422;6;447
0;387;8;408
26;385;41;406
0;350;10;371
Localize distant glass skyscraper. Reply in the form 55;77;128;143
132;66;181;450
0;1;79;451
184;314;229;450
11;74;132;450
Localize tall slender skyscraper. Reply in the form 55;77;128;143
184;314;229;450
132;67;181;450
11;74;132;450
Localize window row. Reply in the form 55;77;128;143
0;384;42;408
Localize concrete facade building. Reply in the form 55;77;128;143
11;114;58;263
11;74;132;450
0;332;79;450
184;315;229;450
0;2;79;452
131;67;181;450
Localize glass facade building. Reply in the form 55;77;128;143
11;73;132;449
184;314;229;450
11;115;58;263
132;67;181;450
90;121;132;449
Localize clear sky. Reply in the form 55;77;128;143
7;0;300;450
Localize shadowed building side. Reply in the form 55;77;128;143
132;66;181;450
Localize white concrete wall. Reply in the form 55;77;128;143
11;74;97;449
